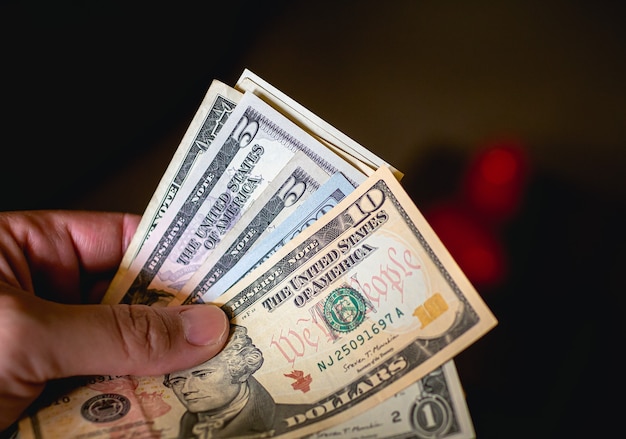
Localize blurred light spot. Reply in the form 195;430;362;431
464;140;530;223
425;203;505;288
480;148;519;185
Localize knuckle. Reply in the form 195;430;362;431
111;305;173;362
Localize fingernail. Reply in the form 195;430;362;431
180;305;229;346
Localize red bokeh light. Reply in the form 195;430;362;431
464;140;529;224
424;138;530;289
426;203;506;288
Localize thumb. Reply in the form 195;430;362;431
0;292;230;430
37;301;231;379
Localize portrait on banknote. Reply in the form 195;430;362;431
163;324;312;439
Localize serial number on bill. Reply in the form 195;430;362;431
317;308;405;372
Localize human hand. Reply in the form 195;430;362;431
0;210;229;431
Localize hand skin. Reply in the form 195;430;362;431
0;210;230;431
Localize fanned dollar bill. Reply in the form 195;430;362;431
15;69;490;439
103;91;367;306
166;150;334;305
175;171;356;305
18;167;491;439
235;69;403;181
118;80;242;271
207;165;495;437
309;360;475;439
105;73;395;304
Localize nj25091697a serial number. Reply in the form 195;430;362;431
317;308;404;372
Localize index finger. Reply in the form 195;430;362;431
0;210;140;303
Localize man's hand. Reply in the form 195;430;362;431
0;210;229;431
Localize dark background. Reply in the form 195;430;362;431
2;1;624;437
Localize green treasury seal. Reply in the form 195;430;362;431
323;286;366;333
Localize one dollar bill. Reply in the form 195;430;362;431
309;360;475;439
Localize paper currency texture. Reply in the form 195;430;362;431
308;360;475;439
19;167;494;439
104;91;366;306
207;165;496;437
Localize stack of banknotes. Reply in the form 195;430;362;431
19;70;497;439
